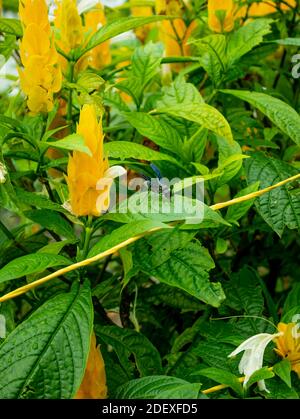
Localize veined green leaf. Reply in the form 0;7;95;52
133;239;225;307
115;376;201;399
88;219;170;258
44;134;92;156
77;15;169;58
227;19;273;65
0;18;22;37
95;325;162;378
104;141;183;168
221;90;300;146
24;209;76;240
123;112;183;154
155;103;233;143
246;152;300;236
0;282;93;398
0;253;71;285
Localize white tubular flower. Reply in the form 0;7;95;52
77;0;100;15
0;162;7;184
228;332;282;392
96;166;126;213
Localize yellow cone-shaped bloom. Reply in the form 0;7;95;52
84;2;111;69
274;322;300;377
208;0;236;33
19;0;62;114
75;333;107;399
67;104;125;217
54;0;84;53
132;5;154;42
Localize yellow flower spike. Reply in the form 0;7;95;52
54;0;84;53
274;323;300;377
75;332;107;399
19;0;62;115
84;2;111;69
66;104;125;217
208;0;235;33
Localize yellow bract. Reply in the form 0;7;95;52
66;104;110;217
208;0;236;33
75;333;107;399
275;322;300;377
19;0;62;114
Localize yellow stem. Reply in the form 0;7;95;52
202;367;274;395
0;173;299;304
210;173;300;211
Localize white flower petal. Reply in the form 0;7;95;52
228;333;274;358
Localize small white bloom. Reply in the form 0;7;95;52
228;332;282;392
0;314;6;339
0;162;7;184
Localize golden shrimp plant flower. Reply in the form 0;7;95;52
19;0;62;114
274;322;300;377
54;0;84;53
66;104;125;217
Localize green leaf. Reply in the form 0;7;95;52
246;367;275;390
245;152;300;236
88;219;170;258
214;137;245;186
283;283;300;314
0;253;71;285
95;325;162;377
223;267;264;318
78;15;169;58
24;209;76;240
15;188;66;213
226;182;260;224
196;367;244;396
44;134;92;156
273;360;292;388
155;103;233;144
264;377;299;399
0;282;93;398
133;240;225;307
123;112;183;154
221;90;300;146
227;19;272;65
104;141;183;167
105;191;229;227
115;376;201;399
192;35;226;83
0;18;22;37
156;75;204;108
117;42;163;104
